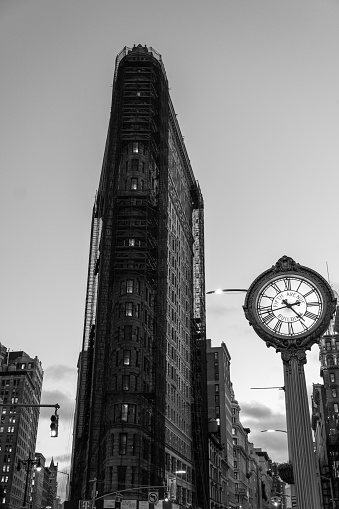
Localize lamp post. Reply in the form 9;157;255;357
17;456;42;507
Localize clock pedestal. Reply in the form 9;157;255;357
282;349;322;509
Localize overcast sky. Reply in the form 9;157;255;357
1;0;339;499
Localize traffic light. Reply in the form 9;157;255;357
50;412;59;437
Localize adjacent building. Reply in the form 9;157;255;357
206;340;234;507
0;347;43;509
70;45;209;508
312;311;339;508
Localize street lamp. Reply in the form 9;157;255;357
17;457;42;506
206;288;247;295
261;430;287;433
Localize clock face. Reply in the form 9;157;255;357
256;275;324;337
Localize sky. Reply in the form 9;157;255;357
1;0;339;500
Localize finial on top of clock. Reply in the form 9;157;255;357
273;255;299;273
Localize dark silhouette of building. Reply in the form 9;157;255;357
70;45;208;509
312;308;339;508
0;346;43;509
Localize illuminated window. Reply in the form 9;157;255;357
121;404;128;422
123;351;131;366
334;403;339;413
133;143;139;153
131;178;138;190
126;280;134;293
331;373;335;383
125;303;133;317
332;389;337;398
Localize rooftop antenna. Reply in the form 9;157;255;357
326;261;332;287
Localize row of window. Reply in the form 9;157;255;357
325;340;339;351
325;356;339;366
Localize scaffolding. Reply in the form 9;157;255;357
70;45;209;508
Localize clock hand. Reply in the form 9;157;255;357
288;305;305;321
282;299;305;321
261;304;289;314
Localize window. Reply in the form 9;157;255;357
122;376;130;391
121;404;128;422
234;461;238;469
133;143;139;153
232;427;237;435
334;403;339;413
129;239;135;247
234;472;238;480
131;178;138;190
126;280;134;293
328;356;334;366
124;325;132;341
125;303;133;317
233;438;237;445
119;434;127;455
117;465;127;490
336;341;339;350
215;384;219;393
131;159;138;171
326;341;332;351
332;389;337;398
123;351;131;366
331;373;336;383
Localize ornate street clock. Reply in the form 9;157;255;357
243;255;337;350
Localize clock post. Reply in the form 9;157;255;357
243;255;337;509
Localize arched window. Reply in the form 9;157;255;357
327;356;334;366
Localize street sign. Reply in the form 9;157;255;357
103;501;115;508
148;491;159;504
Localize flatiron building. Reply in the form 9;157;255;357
70;45;209;508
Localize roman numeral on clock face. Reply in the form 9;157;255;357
304;310;318;321
258;306;273;315
303;289;315;299
284;278;292;291
273;321;282;333
263;313;276;324
271;283;281;294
